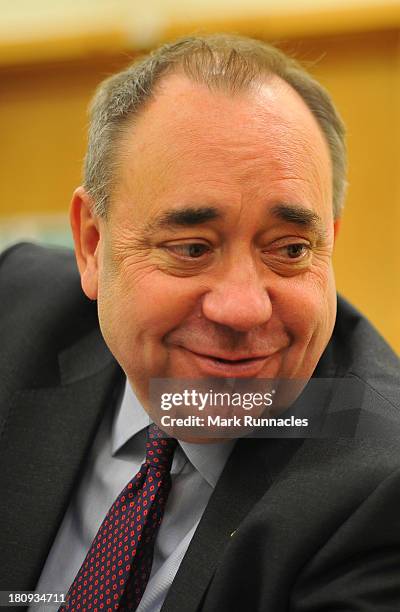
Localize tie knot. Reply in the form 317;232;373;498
145;423;178;471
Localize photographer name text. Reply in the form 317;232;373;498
160;415;309;427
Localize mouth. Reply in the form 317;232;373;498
178;347;278;377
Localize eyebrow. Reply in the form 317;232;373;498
143;202;325;238
144;206;222;233
270;204;325;239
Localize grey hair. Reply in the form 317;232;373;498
84;34;347;219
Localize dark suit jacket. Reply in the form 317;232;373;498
1;243;400;611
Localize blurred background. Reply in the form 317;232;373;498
0;0;399;353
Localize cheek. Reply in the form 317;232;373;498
136;273;205;338
98;267;203;345
271;278;336;380
98;270;208;403
275;268;337;346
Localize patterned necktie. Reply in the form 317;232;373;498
60;423;178;612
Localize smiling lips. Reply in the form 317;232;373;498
180;347;280;377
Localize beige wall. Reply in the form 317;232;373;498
0;2;399;353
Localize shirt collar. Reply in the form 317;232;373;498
111;379;150;454
179;438;235;488
112;378;236;488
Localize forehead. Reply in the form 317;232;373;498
114;72;332;220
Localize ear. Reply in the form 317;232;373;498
333;219;341;242
70;186;101;300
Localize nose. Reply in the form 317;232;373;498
201;260;273;332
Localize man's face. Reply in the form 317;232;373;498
79;73;337;410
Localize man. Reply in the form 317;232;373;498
0;34;399;611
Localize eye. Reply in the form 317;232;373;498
284;243;309;259
164;242;211;259
262;240;312;274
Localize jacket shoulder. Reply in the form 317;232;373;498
0;242;98;390
331;295;400;411
0;241;79;294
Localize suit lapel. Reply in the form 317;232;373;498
161;436;303;612
0;328;123;591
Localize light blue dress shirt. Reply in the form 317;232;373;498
31;380;235;612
